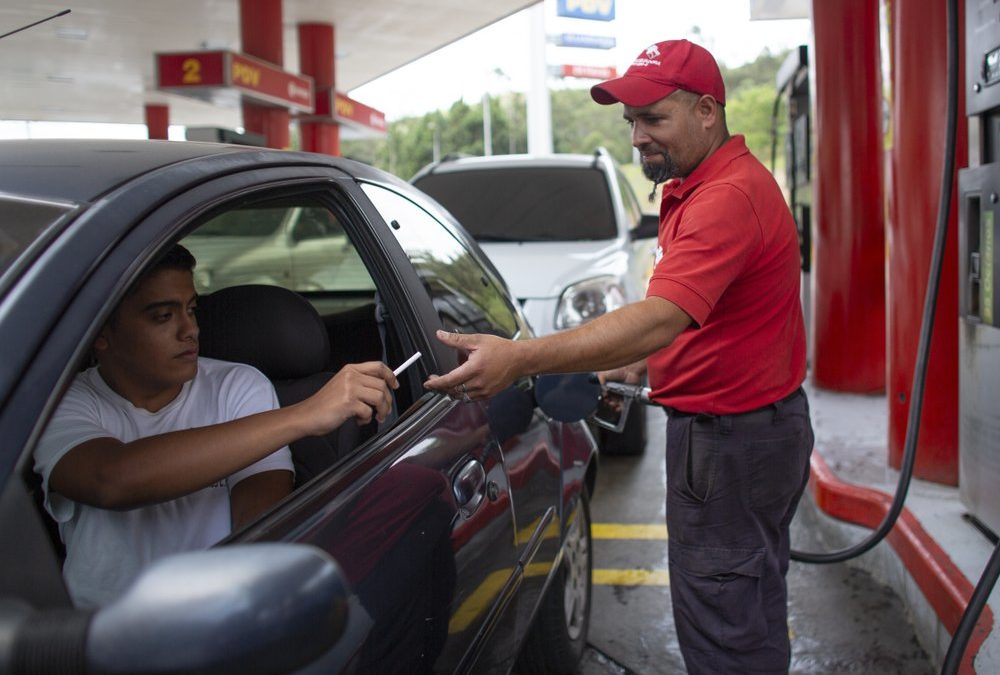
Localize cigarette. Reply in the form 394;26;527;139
392;351;422;377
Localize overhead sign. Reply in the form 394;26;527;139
157;50;314;113
559;64;618;80
330;92;387;135
555;33;616;49
556;0;615;22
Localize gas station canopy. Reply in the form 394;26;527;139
0;0;538;128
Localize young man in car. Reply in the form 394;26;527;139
34;244;398;608
425;40;812;674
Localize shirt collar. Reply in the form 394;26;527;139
660;134;749;205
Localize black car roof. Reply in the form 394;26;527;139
0;139;399;204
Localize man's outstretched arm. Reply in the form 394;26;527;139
425;296;691;399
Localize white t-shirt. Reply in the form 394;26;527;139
33;357;294;608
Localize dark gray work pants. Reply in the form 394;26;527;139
664;388;814;675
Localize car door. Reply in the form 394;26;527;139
194;178;525;674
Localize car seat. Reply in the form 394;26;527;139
196;284;379;486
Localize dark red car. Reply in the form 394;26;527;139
0;140;598;674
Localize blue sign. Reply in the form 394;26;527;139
556;33;616;49
556;0;616;22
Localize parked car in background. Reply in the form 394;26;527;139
413;149;659;454
0;140;600;674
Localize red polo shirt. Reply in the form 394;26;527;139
645;135;806;414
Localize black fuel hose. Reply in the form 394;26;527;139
790;0;958;565
941;539;1000;674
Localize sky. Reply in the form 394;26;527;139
350;0;811;121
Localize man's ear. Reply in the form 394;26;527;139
696;95;719;129
92;327;110;355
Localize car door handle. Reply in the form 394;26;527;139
453;459;486;517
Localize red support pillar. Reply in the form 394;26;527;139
298;22;340;156
811;0;886;393
886;0;964;484
239;0;289;149
144;104;169;140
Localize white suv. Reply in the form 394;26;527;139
413;149;658;454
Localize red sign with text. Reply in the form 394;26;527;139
332;92;387;134
156;50;314;112
560;64;618;80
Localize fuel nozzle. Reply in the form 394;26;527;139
602;380;652;405
592;379;653;433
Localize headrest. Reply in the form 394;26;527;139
197;285;330;379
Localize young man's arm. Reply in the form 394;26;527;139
230;470;295;530
425;296;691;399
48;361;396;511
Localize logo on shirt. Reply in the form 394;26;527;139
654;245;664;266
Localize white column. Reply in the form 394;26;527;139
527;2;552;155
482;91;493;156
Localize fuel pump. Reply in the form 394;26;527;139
957;0;1000;546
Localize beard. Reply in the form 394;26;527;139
641;150;680;183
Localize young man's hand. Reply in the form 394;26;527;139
300;362;398;435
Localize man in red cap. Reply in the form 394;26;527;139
425;39;812;674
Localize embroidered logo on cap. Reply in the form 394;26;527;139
633;43;662;68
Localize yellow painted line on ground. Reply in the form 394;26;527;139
592;523;668;540
593;568;670;586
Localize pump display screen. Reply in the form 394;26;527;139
986;46;1000;85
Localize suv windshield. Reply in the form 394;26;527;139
414;166;616;242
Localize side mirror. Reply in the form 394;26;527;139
86;544;349;675
630;213;659;240
534;373;602;422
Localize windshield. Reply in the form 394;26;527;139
0;194;77;286
414;166;617;242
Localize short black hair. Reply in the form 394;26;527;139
147;243;196;274
104;244;197;329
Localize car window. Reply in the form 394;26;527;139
361;183;520;338
183;200;376;299
0;194;77;284
617;169;644;227
413;166;616;242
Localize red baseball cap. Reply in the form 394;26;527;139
591;39;726;107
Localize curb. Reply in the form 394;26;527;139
807;452;994;673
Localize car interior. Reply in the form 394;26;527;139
183;193;424;485
20;191;425;581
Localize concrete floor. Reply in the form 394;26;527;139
578;407;934;675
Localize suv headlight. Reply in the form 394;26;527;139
555;276;627;330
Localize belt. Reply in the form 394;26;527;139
663;386;805;420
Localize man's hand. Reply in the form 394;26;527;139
424;330;520;400
598;360;646;413
299;361;398;436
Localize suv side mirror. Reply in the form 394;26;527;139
631;213;659;240
85;544;348;674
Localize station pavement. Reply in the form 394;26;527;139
573;393;941;675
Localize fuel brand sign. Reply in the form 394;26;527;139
157;50;314;113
